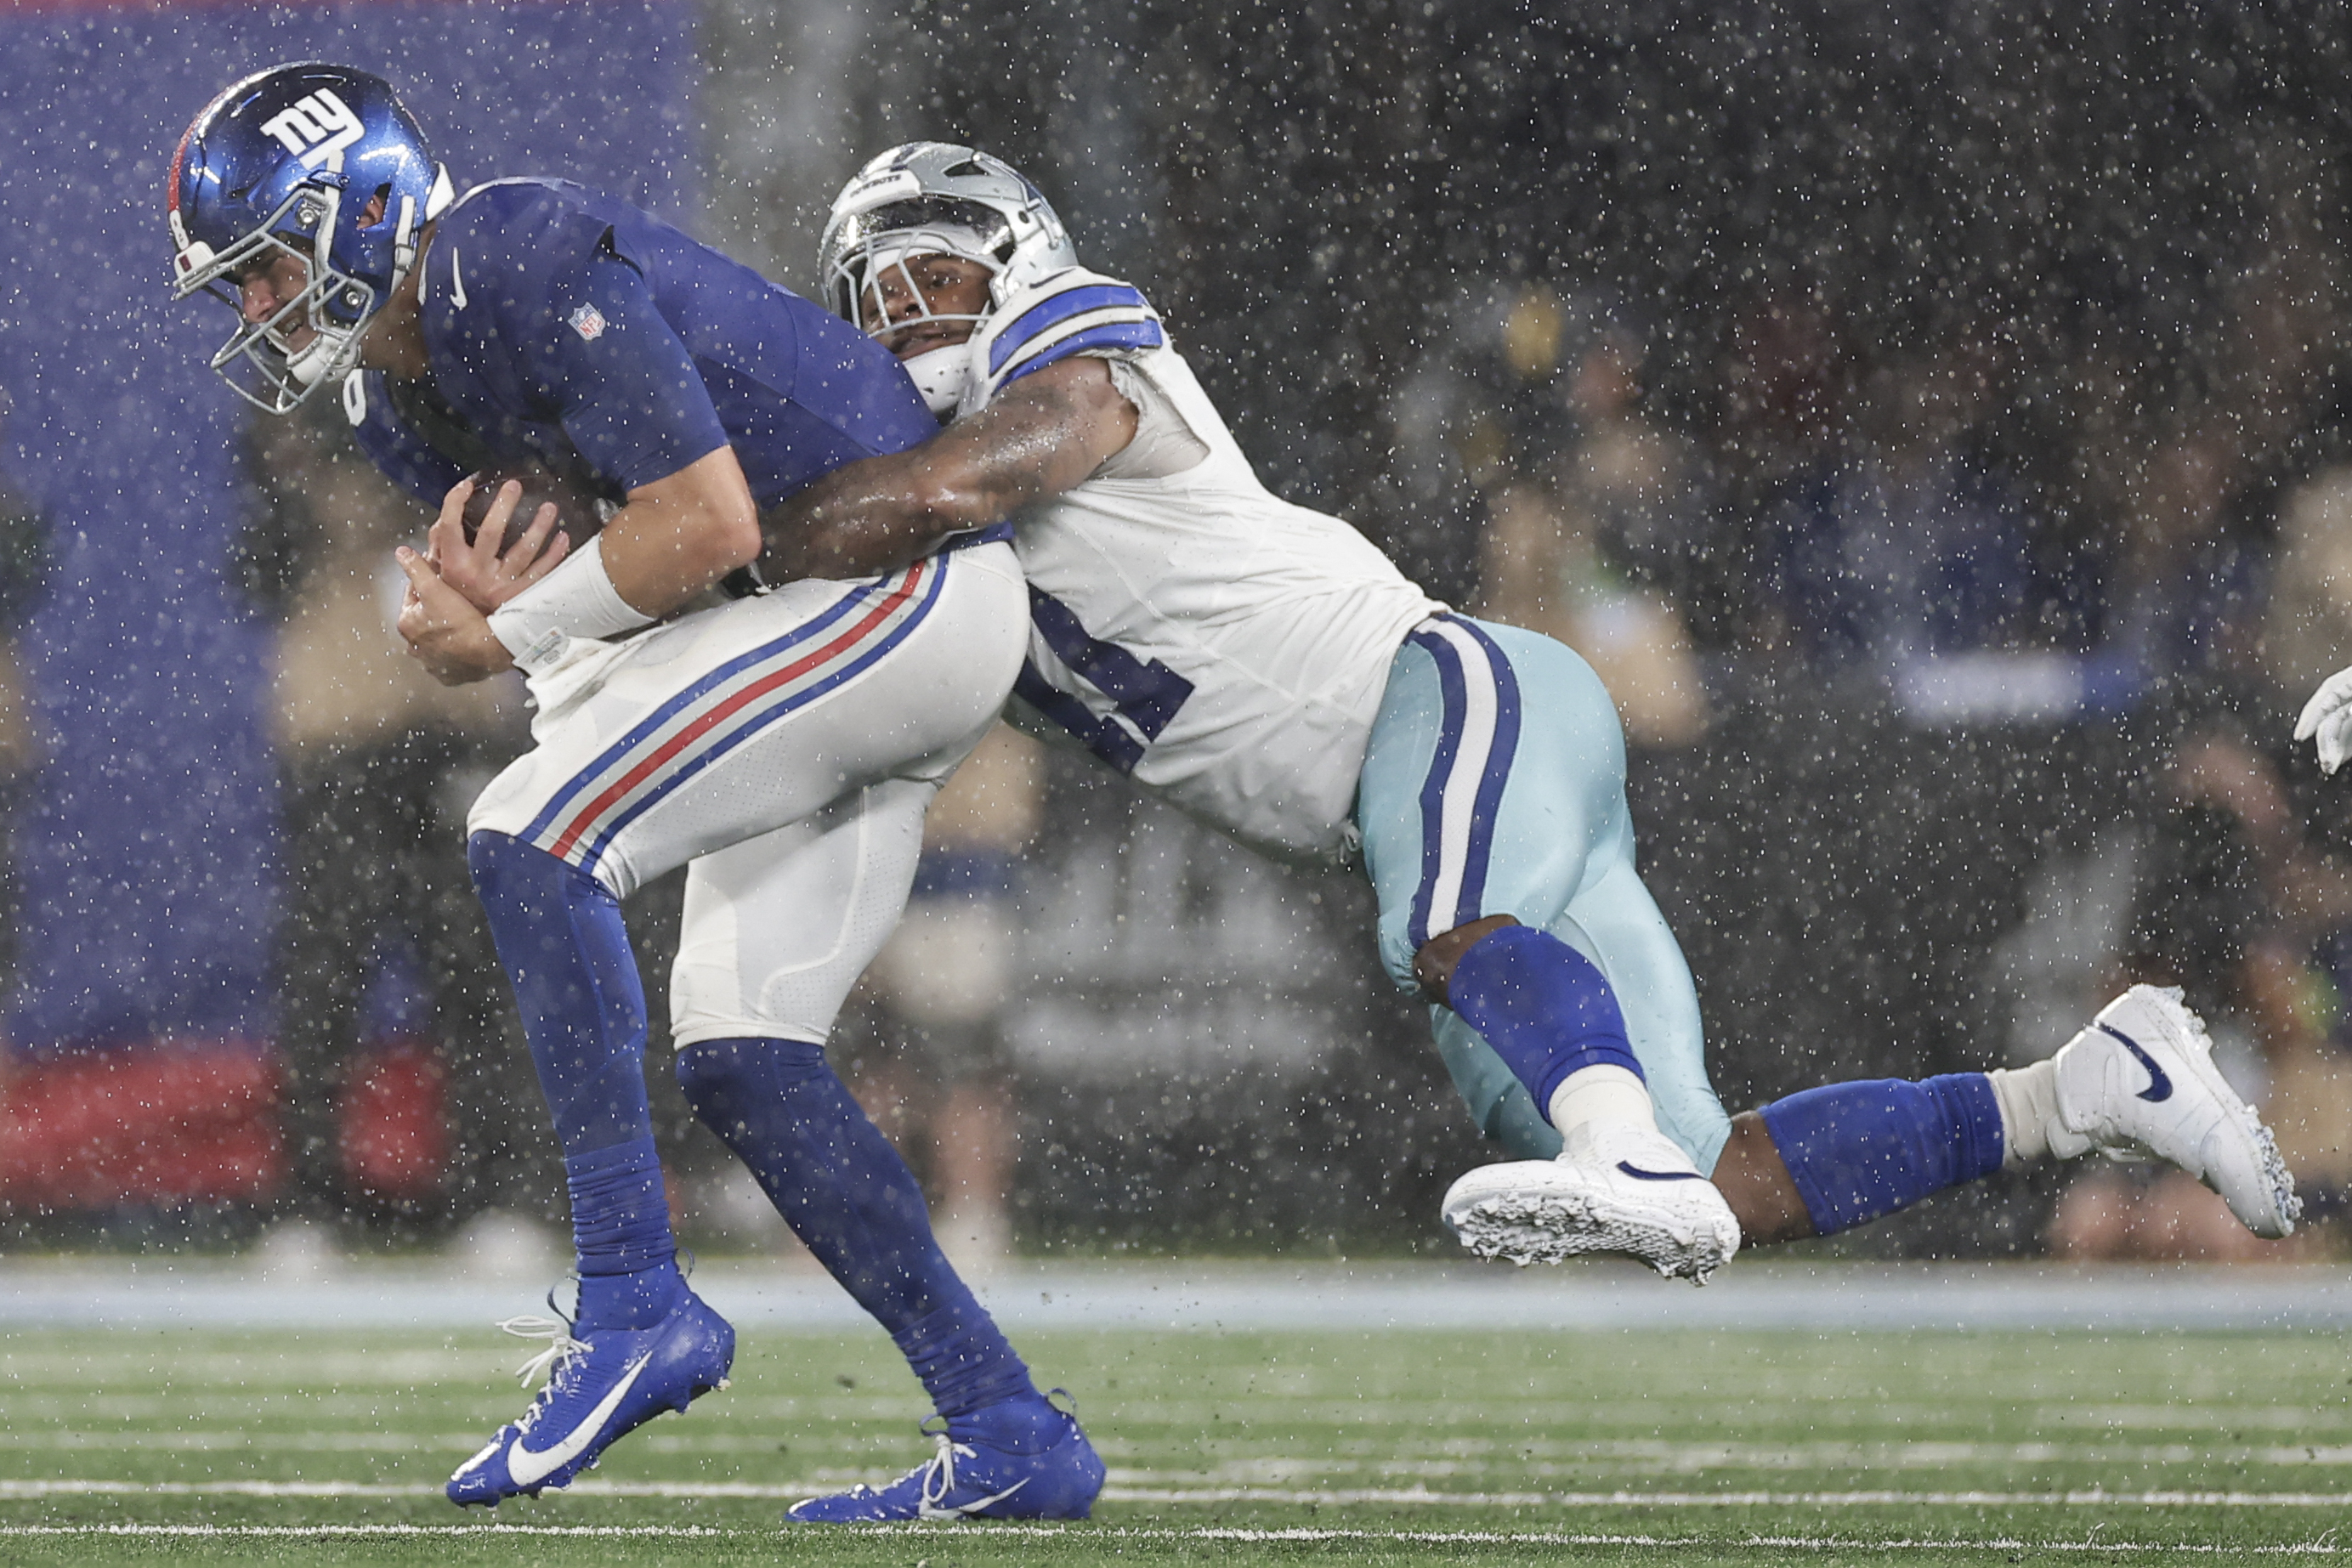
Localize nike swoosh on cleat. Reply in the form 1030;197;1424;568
450;247;468;310
2096;1022;2174;1102
1616;1161;1707;1182
917;1478;1030;1520
504;1353;652;1488
449;1436;504;1487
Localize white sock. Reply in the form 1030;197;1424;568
1546;1064;1660;1142
1986;1058;2060;1169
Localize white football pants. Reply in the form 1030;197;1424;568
467;541;1028;1048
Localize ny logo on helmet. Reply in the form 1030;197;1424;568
261;90;363;173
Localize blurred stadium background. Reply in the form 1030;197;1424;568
1;0;2349;1276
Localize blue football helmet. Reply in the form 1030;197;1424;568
169;63;455;412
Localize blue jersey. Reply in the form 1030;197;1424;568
347;178;938;512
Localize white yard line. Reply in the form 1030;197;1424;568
11;1435;2352;1471
7;1259;2352;1332
0;1525;729;1537
3;1477;2351;1507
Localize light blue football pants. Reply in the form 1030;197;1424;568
1356;614;1733;1175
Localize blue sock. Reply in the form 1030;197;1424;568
1758;1075;2007;1235
1446;925;1644;1124
468;830;680;1330
564;1137;684;1328
676;1038;1040;1422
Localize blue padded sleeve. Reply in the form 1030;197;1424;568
1447;924;1645;1122
1759;1074;2005;1235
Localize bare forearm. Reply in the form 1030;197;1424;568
761;356;1138;582
601;446;764;616
761;450;1028;580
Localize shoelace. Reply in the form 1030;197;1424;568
496;1314;588;1390
484;1260;698;1392
917;1429;980;1511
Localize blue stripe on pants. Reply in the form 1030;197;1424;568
1358;615;1732;1173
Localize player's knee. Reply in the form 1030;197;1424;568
675;1036;830;1129
467;829;567;903
464;829;517;896
1411;914;1520;1005
467;829;636;913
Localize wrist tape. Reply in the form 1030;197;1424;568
487;535;654;675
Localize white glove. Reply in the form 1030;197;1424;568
2295;664;2352;774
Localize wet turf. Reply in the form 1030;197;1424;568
1;1321;2345;1562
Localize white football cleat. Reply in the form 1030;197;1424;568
2051;985;2302;1239
1442;1122;1741;1283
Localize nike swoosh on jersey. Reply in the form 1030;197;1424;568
2095;1022;2174;1103
1616;1161;1707;1182
450;247;469;310
504;1352;651;1487
917;1477;1029;1520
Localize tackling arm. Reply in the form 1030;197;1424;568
758;355;1139;582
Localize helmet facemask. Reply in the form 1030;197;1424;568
827;203;1011;325
176;184;371;412
826;203;1016;416
819;148;1081;416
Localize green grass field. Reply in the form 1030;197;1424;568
2;1322;2346;1564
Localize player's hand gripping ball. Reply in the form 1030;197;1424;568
459;462;609;558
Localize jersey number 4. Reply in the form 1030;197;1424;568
1014;588;1194;773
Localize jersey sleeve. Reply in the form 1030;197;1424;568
526;246;731;493
965;269;1166;411
344;371;470;506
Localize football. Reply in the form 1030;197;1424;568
458;461;609;558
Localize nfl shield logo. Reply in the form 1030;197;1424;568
567;303;608;341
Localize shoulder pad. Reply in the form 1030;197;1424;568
969;267;1165;405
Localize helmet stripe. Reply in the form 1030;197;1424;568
167;122;191;215
167;71;247;218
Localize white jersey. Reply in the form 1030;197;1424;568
960;269;1443;867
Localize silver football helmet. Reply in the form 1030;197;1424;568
818;143;1077;412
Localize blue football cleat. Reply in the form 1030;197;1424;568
786;1392;1105;1522
446;1290;734;1506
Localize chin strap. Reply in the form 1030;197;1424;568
390;192;420;284
385;164;455;319
394;164;456;285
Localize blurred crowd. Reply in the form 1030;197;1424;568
1374;212;2352;1259
11;2;2352;1264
